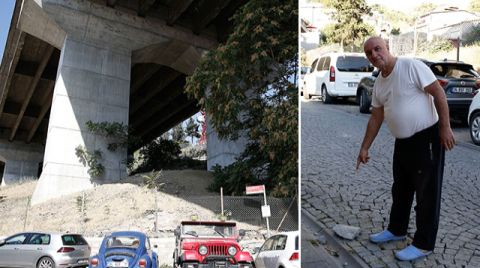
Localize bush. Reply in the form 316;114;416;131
134;139;181;173
209;163;256;195
132;139;207;174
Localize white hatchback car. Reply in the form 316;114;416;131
468;91;480;145
254;231;299;268
0;232;91;268
303;52;373;103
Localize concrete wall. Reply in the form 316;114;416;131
0;141;44;186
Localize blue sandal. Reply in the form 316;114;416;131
395;245;432;261
369;230;406;244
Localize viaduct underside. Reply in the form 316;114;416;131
0;0;249;204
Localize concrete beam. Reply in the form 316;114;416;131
0;30;25;124
140;102;198;145
138;0;156;17
167;0;194;25
132;40;202;75
192;0;231;35
130;78;185;127
106;0;117;8
42;0;217;52
131;64;162;95
18;0;67;50
130;70;182;113
10;46;54;141
136;96;195;137
27;88;54;143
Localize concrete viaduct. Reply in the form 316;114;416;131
0;0;249;204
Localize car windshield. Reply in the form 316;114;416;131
336;56;373;72
430;64;479;79
182;224;235;238
106;236;140;249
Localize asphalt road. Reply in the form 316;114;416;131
301;98;480;268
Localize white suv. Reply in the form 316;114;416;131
468;91;480;145
303;52;373;103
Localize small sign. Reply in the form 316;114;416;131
246;185;265;195
261;205;271;218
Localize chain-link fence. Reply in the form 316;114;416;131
183;196;298;232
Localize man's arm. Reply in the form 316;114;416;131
424;81;455;150
356;106;384;170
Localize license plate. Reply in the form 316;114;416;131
347;82;358;87
107;260;129;267
451;87;472;93
77;259;88;264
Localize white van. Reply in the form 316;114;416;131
303;52;373;103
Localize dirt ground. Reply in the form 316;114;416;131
0;170;262;238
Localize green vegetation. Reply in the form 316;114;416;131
185;0;297;197
321;0;373;50
75;146;104;178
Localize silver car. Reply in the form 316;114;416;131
0;232;91;268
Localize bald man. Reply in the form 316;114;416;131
356;37;455;261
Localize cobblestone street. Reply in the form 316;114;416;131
301;99;480;268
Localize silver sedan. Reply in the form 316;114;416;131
0;232;91;268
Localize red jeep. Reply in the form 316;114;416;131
173;221;255;268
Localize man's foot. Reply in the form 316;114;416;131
395;245;432;261
369;230;406;244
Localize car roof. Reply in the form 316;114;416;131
415;58;473;67
109;231;147;238
180;221;237;226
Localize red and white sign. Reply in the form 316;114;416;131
246;185;265;195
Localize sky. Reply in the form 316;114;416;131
0;0;15;62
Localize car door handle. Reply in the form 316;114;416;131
37;248;43;250
14;248;20;250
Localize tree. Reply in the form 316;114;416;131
329;0;373;49
185;0;297;197
390;28;401;35
185;117;200;144
172;124;185;144
470;0;480;12
412;3;437;19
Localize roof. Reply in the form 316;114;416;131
180;221;237;226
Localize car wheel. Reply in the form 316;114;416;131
359;89;370;114
470;112;480;145
322;85;333;104
37;257;55;268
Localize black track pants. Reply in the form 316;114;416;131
387;122;445;251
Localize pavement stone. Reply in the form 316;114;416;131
301;101;480;267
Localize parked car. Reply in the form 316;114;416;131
299;66;310;97
468;91;480;145
356;69;378;113
89;231;158;268
254;231;299;268
355;59;480;120
173;220;254;268
0;232;91;268
303;52;373;103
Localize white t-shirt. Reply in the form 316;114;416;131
371;57;438;139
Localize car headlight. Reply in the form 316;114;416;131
228;246;237;256
199;245;208;255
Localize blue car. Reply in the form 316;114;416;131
89;231;158;268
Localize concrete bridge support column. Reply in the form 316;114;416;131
31;37;131;205
206;114;248;171
0;141;44;186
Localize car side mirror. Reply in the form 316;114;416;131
174;227;180;237
372;70;379;77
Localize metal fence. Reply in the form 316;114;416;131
183;196;298;232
